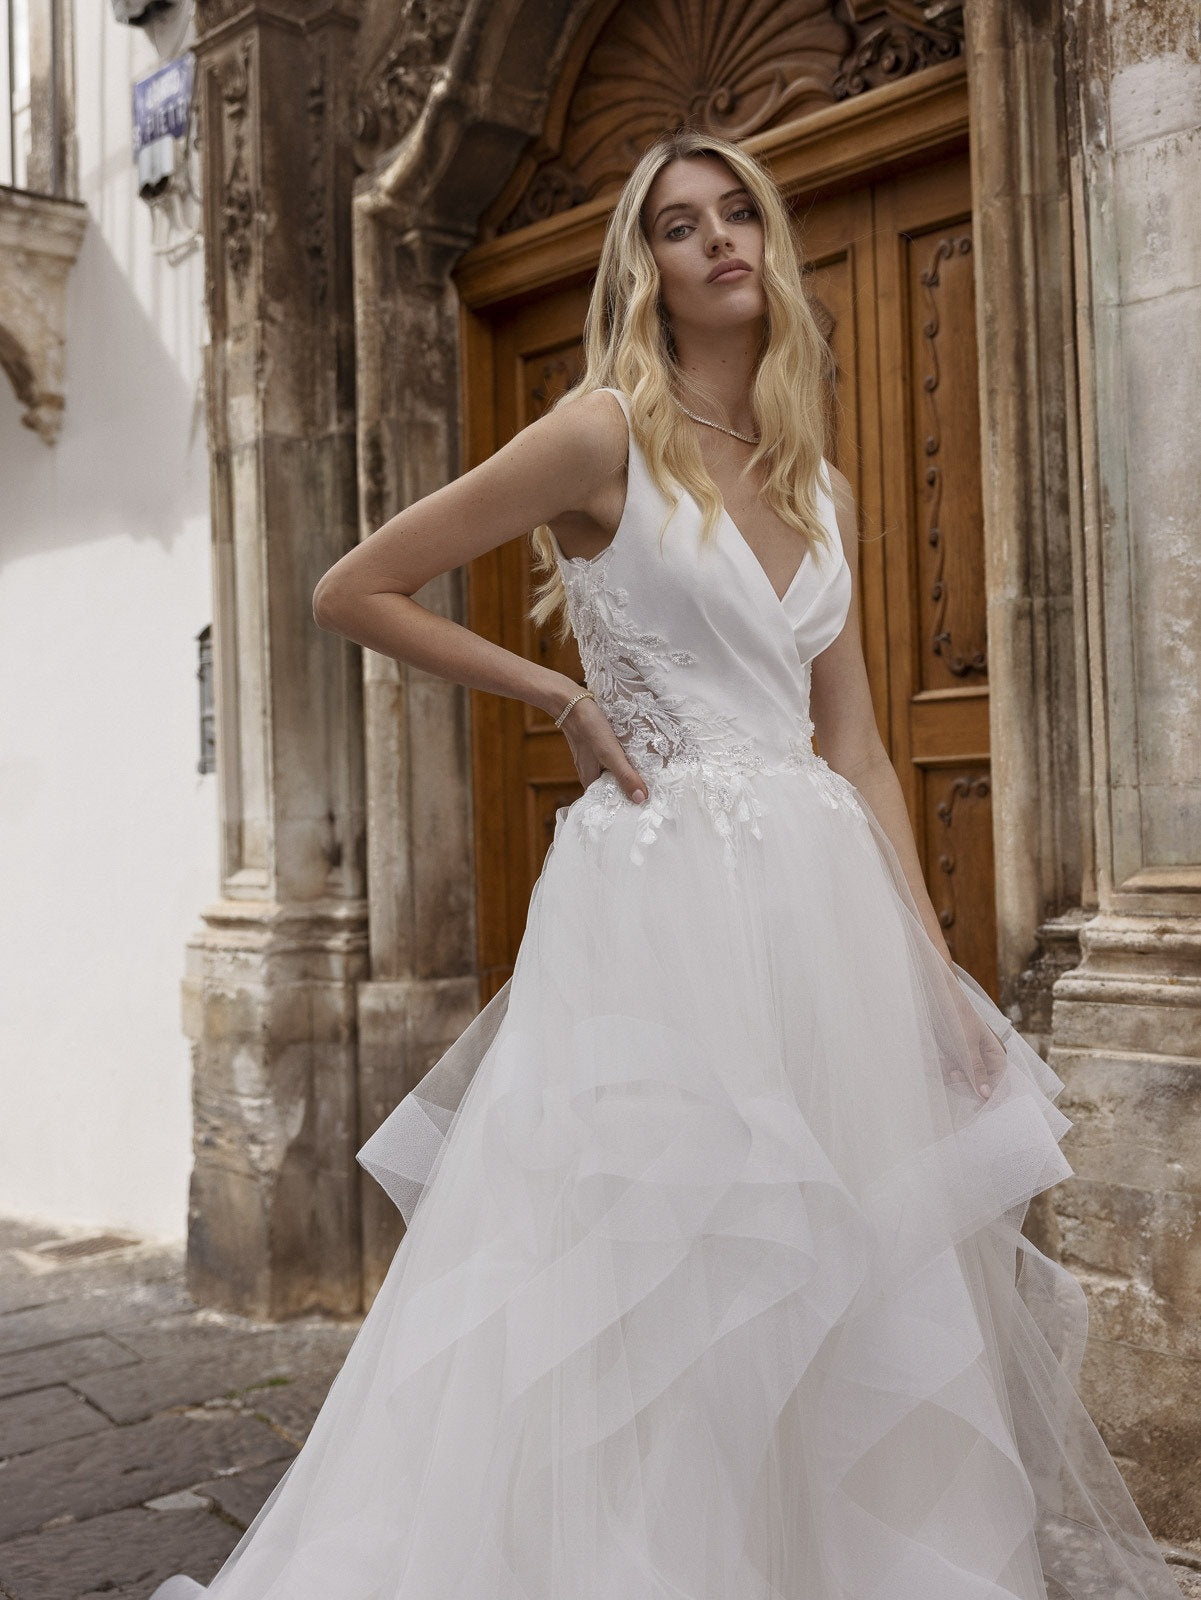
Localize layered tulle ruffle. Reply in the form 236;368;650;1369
156;765;1182;1600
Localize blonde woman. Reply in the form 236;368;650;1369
154;132;1182;1600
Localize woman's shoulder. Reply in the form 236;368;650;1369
556;385;629;434
539;386;630;479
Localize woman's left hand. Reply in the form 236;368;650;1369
944;982;1009;1102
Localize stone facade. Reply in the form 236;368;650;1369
181;0;369;1318
181;0;1201;1536
1046;0;1201;1539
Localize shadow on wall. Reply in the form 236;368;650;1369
0;218;207;563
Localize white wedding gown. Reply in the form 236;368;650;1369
154;388;1183;1600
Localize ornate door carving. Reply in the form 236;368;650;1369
873;156;996;991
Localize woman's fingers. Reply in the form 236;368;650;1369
967;1024;1008;1100
944;992;1010;1103
603;743;648;803
563;704;647;803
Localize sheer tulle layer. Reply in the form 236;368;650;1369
155;765;1182;1600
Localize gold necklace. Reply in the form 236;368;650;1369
672;397;759;446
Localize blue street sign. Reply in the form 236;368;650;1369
132;53;194;156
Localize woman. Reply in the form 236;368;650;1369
154;131;1183;1599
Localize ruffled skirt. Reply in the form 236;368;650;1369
152;762;1182;1600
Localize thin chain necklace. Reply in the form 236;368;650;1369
672;396;759;446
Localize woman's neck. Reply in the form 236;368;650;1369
670;323;761;435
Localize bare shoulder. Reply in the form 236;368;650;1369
539;388;630;552
536;387;629;482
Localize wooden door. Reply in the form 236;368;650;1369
460;148;998;1001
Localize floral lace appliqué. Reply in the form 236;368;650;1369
558;556;864;869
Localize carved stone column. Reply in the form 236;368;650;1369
181;0;368;1318
1045;0;1201;1539
961;0;1083;1049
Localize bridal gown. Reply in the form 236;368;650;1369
154;387;1184;1600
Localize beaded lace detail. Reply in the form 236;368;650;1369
558;553;863;868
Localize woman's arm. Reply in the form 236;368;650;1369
808;466;954;969
313;388;648;803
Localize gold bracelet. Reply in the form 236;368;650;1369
553;688;595;730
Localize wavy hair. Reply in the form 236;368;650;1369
528;127;834;638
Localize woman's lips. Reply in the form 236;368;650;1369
709;264;752;283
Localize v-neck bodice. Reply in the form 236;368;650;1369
550;386;853;831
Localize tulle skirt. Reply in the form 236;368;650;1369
152;762;1183;1600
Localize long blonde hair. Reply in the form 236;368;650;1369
529;128;835;638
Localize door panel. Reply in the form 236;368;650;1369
873;154;996;991
461;149;998;1000
794;186;889;743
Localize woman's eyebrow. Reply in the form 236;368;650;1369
651;187;751;228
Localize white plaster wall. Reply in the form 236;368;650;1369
0;5;213;1239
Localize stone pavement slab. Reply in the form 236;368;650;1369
73;1323;357;1425
193;1459;292;1528
234;1371;343;1447
0;1385;111;1457
0;1410;293;1542
0;1336;138;1401
0;1506;242;1600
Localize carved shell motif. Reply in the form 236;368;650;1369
498;0;852;234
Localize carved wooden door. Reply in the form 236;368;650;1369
462;150;997;1001
800;151;997;993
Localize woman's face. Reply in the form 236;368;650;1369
642;155;767;339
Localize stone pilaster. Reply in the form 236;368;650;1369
962;0;1083;1032
1048;0;1201;1539
182;0;367;1319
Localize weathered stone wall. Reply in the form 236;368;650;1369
1049;0;1201;1540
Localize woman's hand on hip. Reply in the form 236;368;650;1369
559;695;647;803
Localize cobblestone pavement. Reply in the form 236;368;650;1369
1;1214;1199;1600
0;1217;359;1599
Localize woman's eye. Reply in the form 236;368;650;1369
662;205;755;240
